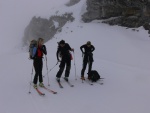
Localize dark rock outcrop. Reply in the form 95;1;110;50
23;13;74;45
82;0;150;33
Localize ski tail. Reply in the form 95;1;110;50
35;88;45;96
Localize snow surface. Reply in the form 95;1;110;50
0;0;150;113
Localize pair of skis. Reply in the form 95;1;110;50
57;78;74;88
33;86;57;96
56;77;103;88
81;78;104;85
81;78;93;85
33;78;103;96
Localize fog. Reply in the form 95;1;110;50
0;0;69;54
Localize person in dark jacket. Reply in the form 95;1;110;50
56;40;74;82
32;38;47;88
80;41;95;80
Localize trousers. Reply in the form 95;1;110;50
33;58;43;84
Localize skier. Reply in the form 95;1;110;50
33;38;47;88
56;40;74;82
80;41;95;80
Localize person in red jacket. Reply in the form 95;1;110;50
32;38;47;88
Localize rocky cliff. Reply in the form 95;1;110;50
23;13;74;45
23;0;150;45
82;0;150;33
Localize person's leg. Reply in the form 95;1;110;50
39;59;43;85
88;61;93;79
56;61;65;78
33;59;39;88
81;61;87;78
65;60;71;78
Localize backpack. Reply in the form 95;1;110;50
29;40;37;59
88;70;100;82
69;51;73;60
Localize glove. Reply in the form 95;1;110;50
71;48;74;52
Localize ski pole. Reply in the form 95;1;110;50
29;64;34;94
43;61;58;77
45;55;50;86
73;51;77;80
48;61;59;73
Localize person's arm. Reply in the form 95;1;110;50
71;48;74;52
80;45;84;53
66;43;74;52
42;45;47;55
91;45;95;52
69;45;74;52
56;47;60;61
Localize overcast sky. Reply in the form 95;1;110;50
0;0;69;54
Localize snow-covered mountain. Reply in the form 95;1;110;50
0;0;150;113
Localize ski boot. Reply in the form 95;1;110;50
64;77;68;82
81;76;85;80
39;82;44;87
33;84;37;89
56;77;60;82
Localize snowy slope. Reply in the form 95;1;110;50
0;0;150;113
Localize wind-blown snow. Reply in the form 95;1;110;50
0;0;150;113
53;20;59;29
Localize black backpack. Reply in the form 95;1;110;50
88;70;100;82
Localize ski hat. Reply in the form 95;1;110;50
86;41;91;45
59;40;65;44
